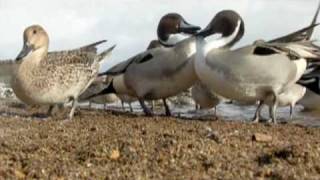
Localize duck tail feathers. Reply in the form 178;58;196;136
80;40;107;53
97;45;116;64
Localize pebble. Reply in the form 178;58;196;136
110;149;121;160
252;133;273;143
14;169;26;179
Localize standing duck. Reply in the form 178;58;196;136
98;13;201;116
12;25;115;120
194;10;320;123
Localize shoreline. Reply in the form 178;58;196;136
0;108;319;179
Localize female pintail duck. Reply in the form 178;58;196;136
194;10;320;124
0;40;107;86
191;82;223;117
253;84;306;122
12;25;115;120
98;13;201;116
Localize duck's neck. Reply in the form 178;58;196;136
173;36;197;59
26;46;48;66
159;32;195;49
203;21;242;55
195;37;207;63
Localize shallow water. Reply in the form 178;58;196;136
0;80;318;127
88;100;320;128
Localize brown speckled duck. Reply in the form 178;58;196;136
12;25;115;120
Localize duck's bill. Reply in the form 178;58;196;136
16;43;33;61
179;21;201;34
196;25;214;38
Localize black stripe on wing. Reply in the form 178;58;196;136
100;52;153;76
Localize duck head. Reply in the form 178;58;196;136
157;13;201;47
197;10;245;48
16;25;49;61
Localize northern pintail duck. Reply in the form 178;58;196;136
191;82;222;117
0;40;107;86
82;75;137;111
85;40;162;114
253;84;306;121
298;68;320;110
98;13;200;116
117;94;137;112
147;40;162;50
79;76;120;109
12;25;115;120
194;10;320;123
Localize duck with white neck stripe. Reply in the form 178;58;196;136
97;13;201;116
194;10;320;124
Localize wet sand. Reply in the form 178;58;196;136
0;107;319;180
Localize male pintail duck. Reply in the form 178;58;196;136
79;76;120;109
85;40;163;114
147;40;162;50
97;13;201;116
253;84;306;122
191;82;222;117
194;10;320;124
192;2;320;121
12;25;115;120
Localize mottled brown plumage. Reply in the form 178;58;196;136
12;25;115;120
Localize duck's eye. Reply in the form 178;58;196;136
33;30;37;34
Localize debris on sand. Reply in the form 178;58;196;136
205;127;223;144
252;133;273;143
110;149;120;160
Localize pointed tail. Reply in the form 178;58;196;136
84;80;116;100
269;1;320;43
305;0;320;40
97;45;116;63
79;40;107;53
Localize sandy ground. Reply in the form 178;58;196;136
0;106;319;180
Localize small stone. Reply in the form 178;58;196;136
14;169;26;179
86;163;93;167
110;149;120;160
252;133;272;143
90;127;97;131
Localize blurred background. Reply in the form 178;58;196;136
0;0;319;70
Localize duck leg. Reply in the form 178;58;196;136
289;104;294;120
68;97;78;120
252;101;264;123
129;103;133;112
47;105;54;117
88;101;92;108
139;99;153;116
121;101;126;111
195;104;200;110
270;94;279;124
151;101;155;111
163;98;171;116
213;106;218;120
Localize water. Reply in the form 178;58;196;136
0;81;318;127
87;99;320;128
